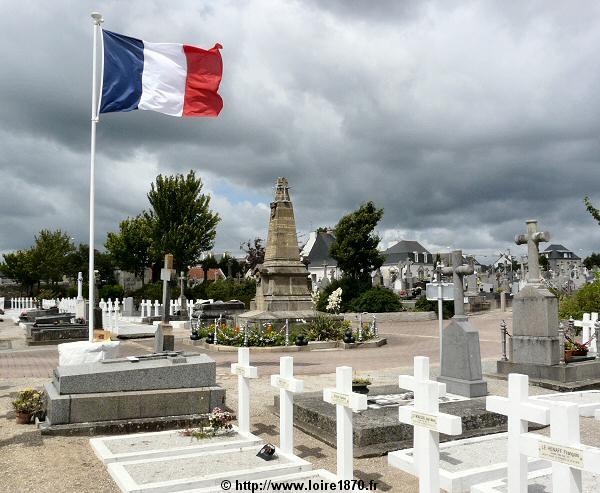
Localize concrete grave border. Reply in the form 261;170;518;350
90;426;263;464
471;468;553;493
107;445;312;493
388;432;548;493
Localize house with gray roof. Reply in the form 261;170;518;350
540;244;582;279
300;230;340;286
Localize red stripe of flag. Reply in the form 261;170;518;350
182;43;224;117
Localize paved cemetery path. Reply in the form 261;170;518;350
0;309;507;378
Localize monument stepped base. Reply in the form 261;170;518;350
494;359;600;391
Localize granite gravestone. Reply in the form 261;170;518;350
438;250;488;398
122;297;135;317
511;220;558;365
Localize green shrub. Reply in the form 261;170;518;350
99;284;125;300
128;282;180;304
414;295;454;319
315;277;371;312
350;287;403;312
303;314;346;341
558;277;600;320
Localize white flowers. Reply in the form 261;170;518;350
326;288;343;314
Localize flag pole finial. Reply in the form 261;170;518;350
91;12;104;24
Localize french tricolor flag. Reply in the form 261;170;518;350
100;30;223;117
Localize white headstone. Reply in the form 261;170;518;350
393;356;462;493
271;356;304;455
323;366;368;480
230;347;258;434
486;373;550;493
77;271;84;301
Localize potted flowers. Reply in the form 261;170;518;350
12;388;44;424
352;376;372;395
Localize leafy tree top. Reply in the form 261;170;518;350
241;237;265;271
329;201;384;280
146;170;220;272
105;214;153;281
584;196;600;225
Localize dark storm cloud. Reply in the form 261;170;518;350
1;0;600;260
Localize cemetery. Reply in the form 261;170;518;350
3;6;600;492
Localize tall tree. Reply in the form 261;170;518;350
584;196;600;225
105;214;153;284
146;170;220;272
240;238;265;271
0;249;38;294
330;201;385;280
219;252;244;278
32;229;75;284
584;253;600;270
65;244;117;287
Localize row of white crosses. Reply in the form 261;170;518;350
230;348;366;479
390;356;600;493
139;299;162;318
58;297;77;313
11;297;36;310
574;312;599;354
99;299;121;331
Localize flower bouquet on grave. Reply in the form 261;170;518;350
180;407;236;440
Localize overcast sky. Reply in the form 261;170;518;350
2;0;600;264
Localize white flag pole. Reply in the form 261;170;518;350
88;12;103;342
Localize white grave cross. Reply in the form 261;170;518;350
519;401;600;493
486;373;549;493
323;366;368;480
270;356;304;455
395;356;462;493
574;312;598;353
230;347;258;434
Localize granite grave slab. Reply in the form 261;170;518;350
278;385;518;457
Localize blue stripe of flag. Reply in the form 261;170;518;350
100;30;144;114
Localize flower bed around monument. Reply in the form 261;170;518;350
191;315;380;348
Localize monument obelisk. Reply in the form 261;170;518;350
241;177;313;321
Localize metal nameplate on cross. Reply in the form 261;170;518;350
393;356;462;493
323;366;368;480
514;219;550;284
486;373;549;493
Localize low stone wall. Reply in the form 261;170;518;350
342;311;436;322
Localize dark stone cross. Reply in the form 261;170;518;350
441;250;474;318
514;219;550;284
154;253;176;352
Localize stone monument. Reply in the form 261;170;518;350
496;220;600;389
42;352;225;433
438;250;488;397
154;254;176;352
178;271;188;318
240;177;314;321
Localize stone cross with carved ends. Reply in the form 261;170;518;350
441;250;473;317
391;356;462;493
515;219;550;283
